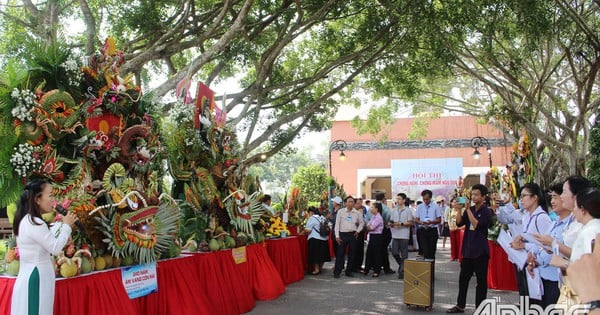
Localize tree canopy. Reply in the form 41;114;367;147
290;163;328;203
357;0;600;186
1;0;598;185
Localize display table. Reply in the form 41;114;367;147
487;240;518;291
265;236;305;285
0;256;214;315
449;229;464;261
0;243;288;315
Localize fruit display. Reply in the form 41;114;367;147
0;32;284;278
4;236;19;276
0;38;181;269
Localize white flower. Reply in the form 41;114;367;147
9;143;41;178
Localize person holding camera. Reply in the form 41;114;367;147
447;184;493;313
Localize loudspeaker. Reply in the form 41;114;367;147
404;258;434;309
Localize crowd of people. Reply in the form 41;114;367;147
12;175;600;314
303;175;600;314
492;175;600;313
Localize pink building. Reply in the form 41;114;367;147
329;116;512;199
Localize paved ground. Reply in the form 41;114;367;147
247;240;520;314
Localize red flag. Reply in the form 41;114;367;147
194;82;215;129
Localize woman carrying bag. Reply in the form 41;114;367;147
304;206;331;275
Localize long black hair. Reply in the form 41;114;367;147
520;182;548;212
13;179;50;235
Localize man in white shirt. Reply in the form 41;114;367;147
414;189;443;259
333;196;365;278
390;193;413;279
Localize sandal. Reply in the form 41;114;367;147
311;270;320;275
447;306;464;313
372;273;379;277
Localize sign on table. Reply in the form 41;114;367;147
121;262;158;299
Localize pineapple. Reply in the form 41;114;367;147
5;236;17;264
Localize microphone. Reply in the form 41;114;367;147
55;205;86;235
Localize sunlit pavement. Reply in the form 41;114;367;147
247;240;520;314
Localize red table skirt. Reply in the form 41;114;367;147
295;235;309;272
0;243;289;315
450;229;464;261
487;240;518;291
266;236;305;285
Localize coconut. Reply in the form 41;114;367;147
121;255;134;266
6;260;19;276
59;260;79;278
94;256;106;271
102;255;113;268
80;257;92;274
112;256;121;267
208;239;220;252
224;235;236;248
187;240;197;252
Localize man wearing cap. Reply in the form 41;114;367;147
333;196;364;278
414;189;443;259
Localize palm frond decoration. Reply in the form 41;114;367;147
0;174;23;208
93;191;181;264
224;190;266;238
24;34;75;92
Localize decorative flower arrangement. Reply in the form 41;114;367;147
10;88;37;122
61;57;83;87
509;132;534;188
266;216;290;237
488;166;501;195
0;38;181;266
166;101;204;148
286;187;307;227
9;143;42;178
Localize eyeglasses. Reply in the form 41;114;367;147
520;193;534;198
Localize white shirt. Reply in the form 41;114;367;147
390;207;413;239
12;215;72;315
521;206;552;252
305;215;328;241
497;203;524;236
562;220;582;248
570;218;600;261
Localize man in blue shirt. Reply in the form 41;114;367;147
414;189;443;259
447;184;493;313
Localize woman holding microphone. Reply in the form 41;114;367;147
11;179;78;315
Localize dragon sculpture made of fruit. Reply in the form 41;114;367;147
163;75;272;248
0;37;180;269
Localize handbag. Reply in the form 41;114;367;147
556;276;580;308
